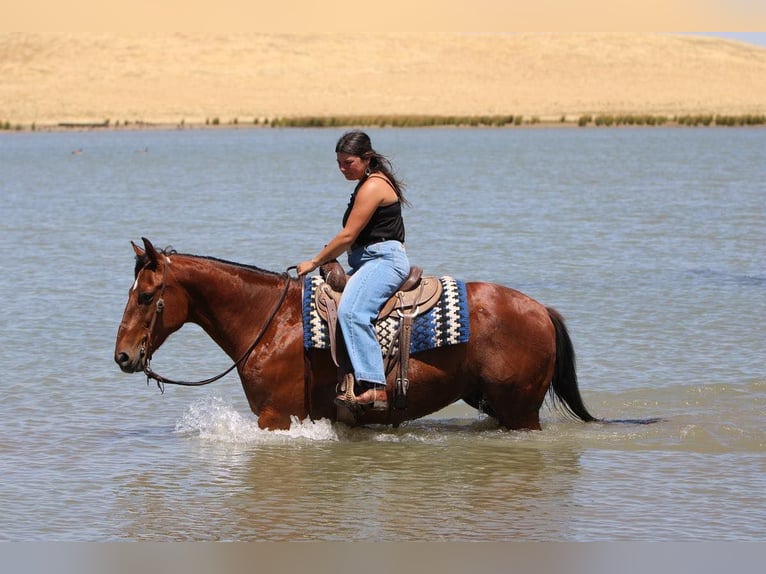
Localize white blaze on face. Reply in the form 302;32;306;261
131;256;168;292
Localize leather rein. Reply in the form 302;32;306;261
140;256;295;391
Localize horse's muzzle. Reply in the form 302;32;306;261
115;351;142;373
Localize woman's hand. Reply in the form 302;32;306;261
296;259;318;275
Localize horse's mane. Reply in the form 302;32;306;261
134;245;288;280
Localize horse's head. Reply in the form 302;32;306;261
114;237;189;373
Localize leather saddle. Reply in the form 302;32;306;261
315;261;442;324
314;260;443;411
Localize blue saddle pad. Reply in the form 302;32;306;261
302;275;470;355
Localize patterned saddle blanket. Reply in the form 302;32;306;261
302;275;470;355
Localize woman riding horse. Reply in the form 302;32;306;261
297;131;410;412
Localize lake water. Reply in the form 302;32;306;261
0;126;764;541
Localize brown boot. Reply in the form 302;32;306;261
334;385;388;411
354;386;388;411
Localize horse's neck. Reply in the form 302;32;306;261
179;256;288;357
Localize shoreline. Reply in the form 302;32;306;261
3;113;765;133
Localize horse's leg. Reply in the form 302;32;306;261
256;405;294;430
240;328;315;430
479;346;555;430
466;284;556;430
480;370;551;430
462;349;546;428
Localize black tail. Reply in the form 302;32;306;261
546;307;598;422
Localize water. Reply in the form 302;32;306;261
0;127;764;541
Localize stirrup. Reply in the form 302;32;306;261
334;378;388;412
352;387;389;411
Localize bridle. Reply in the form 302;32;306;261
138;255;295;391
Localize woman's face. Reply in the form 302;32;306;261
336;152;369;181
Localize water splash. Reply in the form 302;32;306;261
174;397;340;443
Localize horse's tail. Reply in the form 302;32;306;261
546;307;598;423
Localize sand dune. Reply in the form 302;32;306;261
1;33;765;126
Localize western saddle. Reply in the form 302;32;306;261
315;260;443;412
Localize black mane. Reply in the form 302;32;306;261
134;245;288;280
187;253;288;279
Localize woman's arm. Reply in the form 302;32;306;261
296;178;391;274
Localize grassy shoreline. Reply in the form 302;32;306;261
2;113;765;132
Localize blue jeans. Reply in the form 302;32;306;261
339;240;409;387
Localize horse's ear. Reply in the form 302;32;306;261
140;237;160;270
131;240;144;257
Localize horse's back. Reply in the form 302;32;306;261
465;281;555;342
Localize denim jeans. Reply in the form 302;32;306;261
339;240;409;387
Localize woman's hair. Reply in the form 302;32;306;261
335;130;410;206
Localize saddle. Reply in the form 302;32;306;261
315;260;443;411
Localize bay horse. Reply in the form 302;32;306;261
114;238;598;431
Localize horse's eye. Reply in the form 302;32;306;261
138;292;154;306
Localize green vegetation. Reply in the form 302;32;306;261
676;114;714;126
2;114;764;132
714;114;766;126
268;115;516;128
270;113;765;128
577;114;765;127
584;114;670;127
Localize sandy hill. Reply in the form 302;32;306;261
1;32;765;126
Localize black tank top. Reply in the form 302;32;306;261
342;176;405;249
